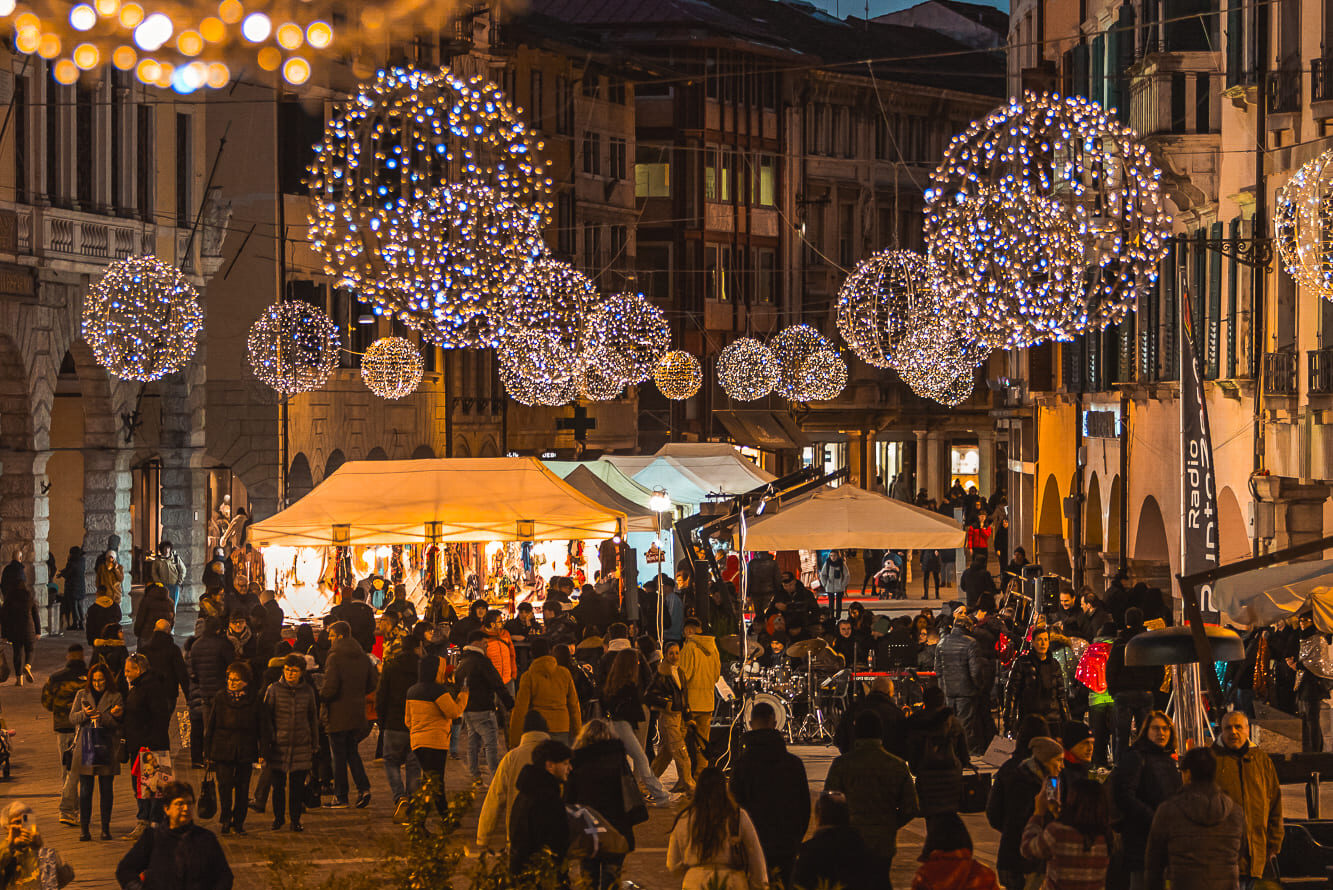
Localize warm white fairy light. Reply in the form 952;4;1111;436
585;292;670;386
246;300;340;396
579;365;625;402
836;249;936;369
360;335;423;399
308;67;550;349
798;348;848;401
653;350;702;400
770;324;844;401
1276;149;1333;296
82;254;203;382
717;337;778;401
925;92;1170;349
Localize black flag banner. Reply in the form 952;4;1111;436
1180;290;1220;622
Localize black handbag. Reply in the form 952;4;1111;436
197;768;218;820
959;765;991;813
620;761;648;827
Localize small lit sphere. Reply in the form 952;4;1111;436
69;4;97;31
82;254;203;382
276;22;303;48
37;33;61;59
94;0;118;15
769;323;836;401
240;11;269;42
499;353;578;406
653;350;702;400
498;331;579;406
580;365;624;401
53;59;80;82
308;66;551;349
717;337;778;401
306;21;332;48
73;43;99;69
256;46;281;70
585;292;669;384
199;16;225;41
246;300;340;396
119;2;142;26
176;29;202;55
925;91;1170;349
1276;149;1333;296
494;257;596;400
112;45;137;69
282;56;309;85
796;349;848;401
360;336;423;399
217;0;243;24
205;62;228;88
14;13;38;30
837;249;937;369
0;0;19;15
133;12;172;51
15;27;40;54
135;58;160;83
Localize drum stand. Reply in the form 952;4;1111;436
793;652;834;743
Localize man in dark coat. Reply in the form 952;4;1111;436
1003;626;1069;732
42;644;87;826
958;555;997;609
730;701;810;887
253;590;284;661
449;600;489;648
115;781;233;890
326;588;376;652
187;619;233;729
1144;747;1244;890
133;583;176;649
140;620;189;707
320;620;378;809
935;617;984;750
509;739;573;875
455;630;515;781
377;632;422;813
746;551;781;615
835;676;907;759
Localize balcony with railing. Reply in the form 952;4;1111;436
1129;63;1221;139
1264;351;1299;396
1314;58;1333;105
1311;347;1333;394
1268;63;1301;113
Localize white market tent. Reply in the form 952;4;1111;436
248;457;626;547
745;484;966;551
543;460;658;512
1212;558;1333;630
602;443;775;508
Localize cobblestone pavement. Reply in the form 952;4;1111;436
0;633;1316;889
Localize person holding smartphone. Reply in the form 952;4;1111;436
0;801;74;887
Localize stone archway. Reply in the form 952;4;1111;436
287;453;314;503
1035;474;1070;579
479;437;499;457
0;330;44;587
323;449;345;481
1084;474;1104;595
1130;495;1172;590
411;445;435;459
1217;486;1250;564
366;447;388;461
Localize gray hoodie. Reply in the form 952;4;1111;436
1144;780;1244;890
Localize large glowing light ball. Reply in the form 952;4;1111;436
836;249;937;369
82;254;203;382
308;67;551;348
924;92;1171;349
584;292;670;385
717;337;778;401
769;324;837;401
1277;149;1333;296
653;350;703;400
247;301;340;396
360;336;423;399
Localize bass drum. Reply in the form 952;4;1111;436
741;692;789;731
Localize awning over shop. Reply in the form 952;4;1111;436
542;460;657;511
248;458;625;547
744;484;965;551
602;444;775;507
712;410;809;450
558;465;660;533
1212;558;1333;631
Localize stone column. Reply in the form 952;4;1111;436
977;429;996;497
0;449;51;593
159;447;206;607
926;433;942;502
1254;476;1331;561
82;449;133;615
914;430;928;500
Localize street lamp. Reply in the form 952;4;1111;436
649;488;671;641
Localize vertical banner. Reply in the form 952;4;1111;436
1180;287;1220;622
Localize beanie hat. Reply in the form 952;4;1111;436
1061;722;1093;750
1029;736;1063;762
872;616;892;635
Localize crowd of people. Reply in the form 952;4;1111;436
0;510;1312;890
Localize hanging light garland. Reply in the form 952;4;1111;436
717;337;778;401
1276;149;1333;295
246;300;340;396
360;335;423;399
82;254;203;382
11;0;479;91
653;350;702;400
769;324;844;402
308;67;550;349
584;292;670;385
924;91;1171;349
836;249;935;369
579;365;624;402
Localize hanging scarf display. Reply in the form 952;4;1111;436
1253;633;1270;699
390;545;405;584
424;544;439;591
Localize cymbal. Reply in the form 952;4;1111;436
718;634;763;658
786;638;829;659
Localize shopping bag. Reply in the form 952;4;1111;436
197;767;218;820
80;726;112;767
566;804;629;859
959;765;992;813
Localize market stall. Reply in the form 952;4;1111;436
744;484;966;551
544;460;671;580
247;457;626;619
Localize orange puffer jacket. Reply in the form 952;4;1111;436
910;851;1001;890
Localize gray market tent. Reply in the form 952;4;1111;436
1212;558;1333;631
558;465;660;533
744;484;965;551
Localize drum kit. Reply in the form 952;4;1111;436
718;634;849;744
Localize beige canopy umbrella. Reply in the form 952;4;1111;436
248;457;625;547
744;484;966;551
1211;558;1333;630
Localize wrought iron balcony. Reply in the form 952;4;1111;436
1310;347;1333;394
1268;64;1301;113
1264;351;1298;395
1315;58;1333;102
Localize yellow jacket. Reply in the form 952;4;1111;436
679;634;721;714
508;655;581;747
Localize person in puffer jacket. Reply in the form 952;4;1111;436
262;654;318;832
406;653;468;811
508;638;580;747
911;813;1001;890
935;617;985;750
1144;746;1244;890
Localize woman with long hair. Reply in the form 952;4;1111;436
69;663;123;841
1021;776;1111;890
602;648;674;806
1112;710;1180;890
666;767;768;890
565;718;644;889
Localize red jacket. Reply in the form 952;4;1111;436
966;526;992;550
911;851;1001;890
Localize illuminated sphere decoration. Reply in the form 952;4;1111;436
796;348;848;401
360;336;423;399
718;337;778;401
653;350;703;400
585;292;670;385
769;324;839;401
925;92;1171;349
1276;149;1333;295
836;249;936;369
579;365;625;402
246;300;340;396
308;67;551;348
82;254;203;382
